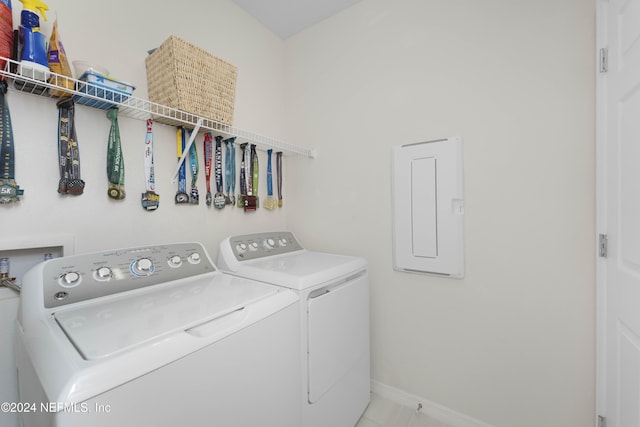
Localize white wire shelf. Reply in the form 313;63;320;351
0;56;316;158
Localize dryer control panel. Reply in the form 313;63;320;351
40;243;216;308
226;231;303;261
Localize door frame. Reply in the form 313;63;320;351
595;0;608;424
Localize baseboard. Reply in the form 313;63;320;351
370;380;496;427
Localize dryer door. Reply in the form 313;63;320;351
307;271;369;403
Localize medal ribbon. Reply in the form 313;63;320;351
224;137;236;206
204;132;213;206
188;129;199;204
276;151;283;207
215;136;223;194
177;127;187;194
251;144;258;199
141;119;159;211
57;98;84;195
0;81;14;180
239;143;247;205
106;108;125;199
267;149;273;197
144;119;155;192
0;80;23;203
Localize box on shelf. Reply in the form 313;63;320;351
145;35;237;125
74;71;135;110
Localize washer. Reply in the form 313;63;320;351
217;231;370;427
16;242;301;427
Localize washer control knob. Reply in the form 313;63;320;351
168;255;182;268
249;242;259;251
187;252;201;264
95;267;113;280
263;238;275;249
236;243;247;254
132;258;154;276
278;238;288;247
60;271;80;287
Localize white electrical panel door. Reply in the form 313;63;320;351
392;137;464;278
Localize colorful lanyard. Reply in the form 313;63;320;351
57;98;84;195
175;127;189;204
213;136;225;209
106;108;125;200
141;119;159;211
223;137;233;206
238;142;247;207
204;132;213;206
0;80;23;204
276;151;283;208
228;137;236;206
263;149;275;210
188;129;199;204
244;144;258;212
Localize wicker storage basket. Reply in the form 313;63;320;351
145;36;237;125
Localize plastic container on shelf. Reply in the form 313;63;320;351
74;70;135;110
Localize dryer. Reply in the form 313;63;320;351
16;242;301;427
217;231;370;427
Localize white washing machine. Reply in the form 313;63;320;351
217;231;370;427
16;242;301;427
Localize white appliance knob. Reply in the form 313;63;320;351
263;239;275;249
187;253;201;264
61;271;80;286
96;267;113;280
278;238;288;247
249;242;259;251
236;243;247;253
133;258;154;276
168;255;182;268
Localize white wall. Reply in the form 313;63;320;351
4;0;289;260
284;0;595;426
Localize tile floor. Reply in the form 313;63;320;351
356;394;455;427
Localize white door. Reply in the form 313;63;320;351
597;0;640;425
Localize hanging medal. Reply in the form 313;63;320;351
57;98;84;195
106;108;125;200
188;129;199;204
213;136;225;209
238;142;247;207
263;149;276;210
174;127;189;204
0;81;23;204
204;132;213;206
276;151;283;207
141;119;159;211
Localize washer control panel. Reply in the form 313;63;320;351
42;243;215;308
228;231;303;261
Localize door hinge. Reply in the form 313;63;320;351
600;47;608;73
599;234;608;258
598;414;607;427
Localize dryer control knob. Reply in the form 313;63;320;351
60;271;80;287
263;239;275;249
236;243;247;254
132;258;154;276
95;267;113;280
168;255;182;268
187;253;201;264
278;238;288;247
249;242;259;251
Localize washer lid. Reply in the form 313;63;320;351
54;274;277;360
235;251;367;290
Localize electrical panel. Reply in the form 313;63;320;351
392;137;464;278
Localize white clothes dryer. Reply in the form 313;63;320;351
217;231;370;427
16;242;301;427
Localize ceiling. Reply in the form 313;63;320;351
231;0;362;39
